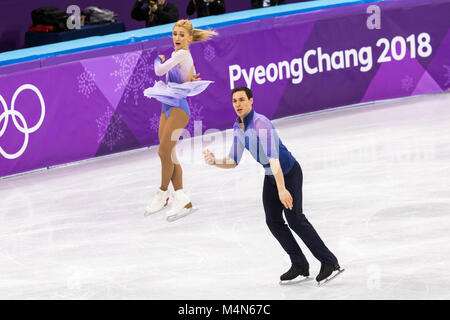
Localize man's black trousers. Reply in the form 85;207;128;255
263;161;337;268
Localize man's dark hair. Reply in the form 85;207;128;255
232;86;253;99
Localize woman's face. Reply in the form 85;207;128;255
172;26;192;51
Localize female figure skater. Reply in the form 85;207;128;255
144;20;217;220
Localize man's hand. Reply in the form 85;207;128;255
269;158;292;210
158;54;165;62
278;188;293;211
203;149;216;166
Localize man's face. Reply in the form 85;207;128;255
232;91;253;118
157;0;166;5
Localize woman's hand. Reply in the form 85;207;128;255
192;73;201;81
279;188;293;211
158;55;165;63
187;65;201;82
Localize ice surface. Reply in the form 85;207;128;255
1;92;449;299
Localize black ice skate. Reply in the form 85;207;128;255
316;263;345;286
279;265;311;285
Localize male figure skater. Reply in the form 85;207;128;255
203;87;342;284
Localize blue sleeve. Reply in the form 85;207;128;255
154;56;163;75
228;133;245;166
255;118;280;160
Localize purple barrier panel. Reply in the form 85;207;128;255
213;20;262;38
0;60;41;76
1;0;449;178
40;43;143;67
141;37;172;50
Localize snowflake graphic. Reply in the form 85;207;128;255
96;106;125;151
77;68;96;98
443;65;450;88
203;44;216;62
185;99;205;136
110;50;154;105
401;75;414;92
149;112;160;133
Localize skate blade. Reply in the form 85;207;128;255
317;268;345;287
144;205;168;217
166;207;198;222
279;276;312;286
144;200;169;217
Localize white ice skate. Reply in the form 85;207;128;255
166;189;197;222
144;188;170;216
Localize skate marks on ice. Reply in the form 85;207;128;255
1;93;449;299
143;204;198;222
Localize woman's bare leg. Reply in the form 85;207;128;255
158;108;189;191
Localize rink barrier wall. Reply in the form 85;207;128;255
0;0;389;70
0;0;449;178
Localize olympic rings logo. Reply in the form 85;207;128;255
0;84;45;160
